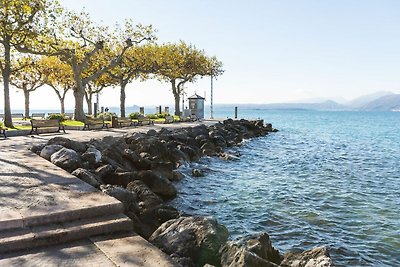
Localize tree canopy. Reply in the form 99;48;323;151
1;1;224;123
155;42;224;115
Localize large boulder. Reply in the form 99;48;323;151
100;184;139;212
126;180;179;238
220;233;282;267
31;143;46;155
102;171;137;187
40;144;64;161
149;216;229;267
47;137;87;153
81;146;102;166
50;147;81;172
72;168;102;188
127;180;163;209
94;164;114;179
280;247;334;267
136;170;177;199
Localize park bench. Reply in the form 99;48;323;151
0;113;25;120
137;115;154;126
0;126;6;138
31;113;46;119
164;115;174;124
11;113;25;120
30;119;66;135
83;116;109;130
117;117;136;128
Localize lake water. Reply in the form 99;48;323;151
170;109;400;267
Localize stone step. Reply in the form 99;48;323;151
0;213;133;254
0;191;125;232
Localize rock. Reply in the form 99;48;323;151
126;180;178;238
170;170;184;181
147;129;157;136
102;147;135;171
192;169;204;177
47;136;87;153
168;147;190;164
40;144;64;161
149;216;229;267
81;146;102;166
220;233;282;267
72;168;102;188
123;148;140;162
127;180;163;209
220;153;239;161
136;170;177;199
156;206;180;223
103;171;137;187
100;184;139;212
280;247;334;267
50;147;81;172
178;145;201;161
30;143;46;155
134;157;152;170
201;141;217;156
94;164;114;179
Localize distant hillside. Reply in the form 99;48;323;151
348;91;394;108
260;100;348;111
359;94;400;111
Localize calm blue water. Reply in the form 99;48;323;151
170;109;400;267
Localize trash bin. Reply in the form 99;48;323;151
111;116;118;128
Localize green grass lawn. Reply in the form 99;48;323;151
62;120;84;126
3;125;31;131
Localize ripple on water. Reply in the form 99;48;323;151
170;111;400;266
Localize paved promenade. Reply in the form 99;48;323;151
0;121;218;266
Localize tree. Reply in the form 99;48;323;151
39;56;74;114
84;75;113;115
10;56;45;118
0;0;59;127
50;13;155;121
155;42;224;116
108;44;158;117
17;10;155;121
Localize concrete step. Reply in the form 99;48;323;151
0;199;125;232
0;213;133;254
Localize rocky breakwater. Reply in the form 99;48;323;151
32;119;334;267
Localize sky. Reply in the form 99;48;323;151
2;0;400;110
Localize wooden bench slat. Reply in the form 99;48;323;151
83;116;109;130
30;119;66;135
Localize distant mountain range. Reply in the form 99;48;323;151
231;91;400;111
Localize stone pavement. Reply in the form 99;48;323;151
0;120;218;266
0;232;177;267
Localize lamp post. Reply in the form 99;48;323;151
210;74;214;119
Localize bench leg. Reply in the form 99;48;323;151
30;127;38;135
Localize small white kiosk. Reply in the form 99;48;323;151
188;93;205;119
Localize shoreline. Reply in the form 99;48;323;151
28;119;334;266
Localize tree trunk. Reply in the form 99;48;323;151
120;81;127;118
53;87;68;114
84;91;93;115
2;42;13;128
171;80;181;116
23;88;30;119
73;87;85;122
72;62;86;121
60;98;65;114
